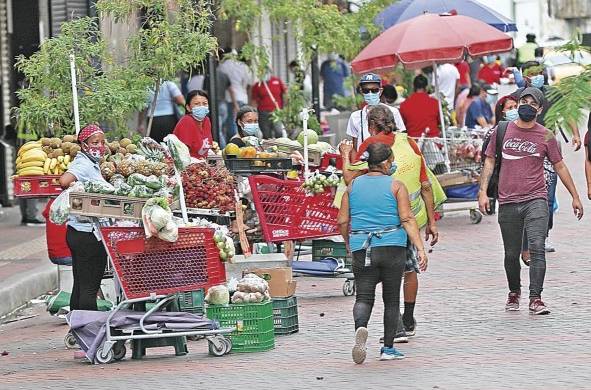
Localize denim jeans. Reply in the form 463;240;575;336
498;199;549;298
521;171;557;251
352;246;406;348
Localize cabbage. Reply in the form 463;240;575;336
205;285;230;305
150;206;170;230
157;220;178;242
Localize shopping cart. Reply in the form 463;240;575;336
248;175;339;242
416;134;484;224
78;226;234;363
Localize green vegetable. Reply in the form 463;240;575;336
127;173;148;187
145;175;163;190
128;185;153;198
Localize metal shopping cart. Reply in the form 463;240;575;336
71;226;235;364
416;132;485;224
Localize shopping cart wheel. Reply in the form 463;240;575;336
64;332;78;349
95;346;114;364
343;280;356;296
221;337;232;354
470;209;483;224
112;342;127;361
208;337;227;357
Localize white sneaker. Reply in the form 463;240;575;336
352;327;368;364
545;238;555;253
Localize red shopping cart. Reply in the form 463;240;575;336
248;175;339;242
80;227;234;363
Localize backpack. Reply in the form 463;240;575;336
481;121;509;199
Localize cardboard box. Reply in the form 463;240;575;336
248;267;297;298
436;172;474;188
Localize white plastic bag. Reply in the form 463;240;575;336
49;182;84;225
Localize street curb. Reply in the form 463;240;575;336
0;262;57;318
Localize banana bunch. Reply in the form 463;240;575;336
43;155;71;175
15;141;47;176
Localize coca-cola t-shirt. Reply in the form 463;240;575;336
485;121;562;204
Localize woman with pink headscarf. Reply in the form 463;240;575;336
59;124;109;311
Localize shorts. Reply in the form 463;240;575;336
405;241;420;274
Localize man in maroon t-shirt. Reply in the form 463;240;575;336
478;87;583;315
251;72;287;139
400;75;441;138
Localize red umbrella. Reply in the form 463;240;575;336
352;13;513;72
352;13;513;172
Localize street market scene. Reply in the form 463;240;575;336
1;0;591;388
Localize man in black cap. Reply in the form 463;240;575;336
478;87;583;315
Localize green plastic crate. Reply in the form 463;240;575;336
272;296;299;335
312;239;351;268
206;301;275;353
177;289;205;315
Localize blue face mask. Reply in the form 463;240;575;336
243;123;259;136
504;108;519;121
191;106;209;120
363;92;381;106
530;75;545;88
387;162;397;176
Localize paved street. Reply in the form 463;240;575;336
1;148;590;389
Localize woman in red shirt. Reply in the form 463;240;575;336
173;90;213;158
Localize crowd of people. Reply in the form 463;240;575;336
49;40;589;365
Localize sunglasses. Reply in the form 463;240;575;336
361;88;380;94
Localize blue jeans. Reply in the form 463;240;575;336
51;257;72;266
499;199;549;298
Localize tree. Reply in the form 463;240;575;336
96;0;218;135
13;17;151;139
544;34;591;134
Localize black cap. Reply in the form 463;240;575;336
519;87;545;106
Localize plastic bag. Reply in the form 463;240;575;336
129;185;153;198
49;182;84;225
145;175;162;191
83;180;115;194
109;174;126;187
164;134;191;172
127;173;148;187
113;182;132;196
205;285;230;305
141;197;177;242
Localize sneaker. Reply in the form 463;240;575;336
505;292;521;311
529;298;550;315
379;346;405;361
352;327;368;364
393;329;408;343
545;239;556;253
403;318;417;336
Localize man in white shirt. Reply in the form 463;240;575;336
218;49;254;137
346;73;406;150
435;63;460;108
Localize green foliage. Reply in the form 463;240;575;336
13;17;151;138
97;0;217;81
272;86;320;135
544;34;591;134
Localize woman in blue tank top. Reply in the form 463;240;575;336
337;142;427;363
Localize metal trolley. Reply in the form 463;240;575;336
416;131;485;224
88;226;234;363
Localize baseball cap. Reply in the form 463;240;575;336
519;87;545;106
359;73;381;85
482;83;498;95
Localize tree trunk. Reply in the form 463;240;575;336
146;79;162;138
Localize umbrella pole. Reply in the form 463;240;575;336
433;62;451;173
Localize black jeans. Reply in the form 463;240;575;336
498;199;549;299
66;227;107;311
352;246;406;348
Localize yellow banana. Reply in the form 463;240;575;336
53;166;60;175
64;155;71;165
57;155;64;163
43;158;51;174
18;142;42;156
49;158;58;170
16;160;45;169
18;167;45;176
20;149;47;164
16;156;21;165
60;162;67;171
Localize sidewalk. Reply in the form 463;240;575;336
0;207;57;318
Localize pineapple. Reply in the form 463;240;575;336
116;159;136;177
100;162;116;181
136;160;153;176
151;161;168;176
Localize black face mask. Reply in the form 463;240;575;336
518;104;538;122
